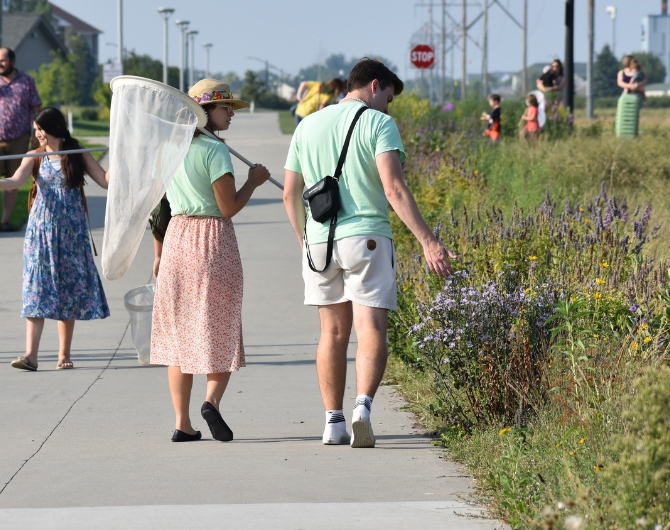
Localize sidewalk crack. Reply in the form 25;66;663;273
0;319;131;496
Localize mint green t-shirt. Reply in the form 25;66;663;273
167;135;234;217
284;102;405;244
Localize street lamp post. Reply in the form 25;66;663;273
117;0;123;73
157;7;174;85
175;19;189;92
203;43;213;78
187;29;198;87
606;6;617;55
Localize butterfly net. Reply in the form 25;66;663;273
102;78;200;280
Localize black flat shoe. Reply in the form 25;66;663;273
201;401;233;442
171;429;202;442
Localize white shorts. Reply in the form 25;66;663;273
302;235;397;310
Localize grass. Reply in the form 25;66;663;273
73;118;110;137
0;140;107;230
278;110;297;135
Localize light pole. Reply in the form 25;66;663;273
187;29;198;87
203;43;213;78
157;7;174;85
175;19;189;92
606;6;617;56
117;0;123;73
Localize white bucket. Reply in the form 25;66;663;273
124;284;156;365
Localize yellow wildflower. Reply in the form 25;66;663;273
524;288;531;293
579;207;584;212
593;293;602;300
594;465;604;471
641;322;649;329
593;334;599;339
570;297;576;303
579;438;586;444
556;442;562;448
585;218;592;223
600;261;609;268
644;337;652;344
569;450;576;456
528;256;538;261
607;349;611;354
499;427;512;435
631;342;639;349
595;278;606;285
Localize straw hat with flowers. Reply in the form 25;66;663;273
188;79;249;110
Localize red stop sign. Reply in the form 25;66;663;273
410;45;435;69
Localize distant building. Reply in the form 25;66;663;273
1;13;67;72
50;2;101;66
642;14;670;82
276;82;296;101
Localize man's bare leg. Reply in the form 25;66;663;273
352;303;389;398
316;302;353;410
317;302;353;444
350;303;389;448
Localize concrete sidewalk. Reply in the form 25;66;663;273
0;112;506;529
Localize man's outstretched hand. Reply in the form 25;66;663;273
422;239;457;278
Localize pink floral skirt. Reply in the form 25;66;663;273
150;215;245;374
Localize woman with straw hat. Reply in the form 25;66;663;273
150;80;269;442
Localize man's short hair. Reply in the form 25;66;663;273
489;94;501;103
0;48;16;62
347;58;404;96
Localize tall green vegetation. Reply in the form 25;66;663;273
594;45;620;98
386;95;670;529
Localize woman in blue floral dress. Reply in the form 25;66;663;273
0;107;110;371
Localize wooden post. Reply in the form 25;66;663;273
565;0;575;114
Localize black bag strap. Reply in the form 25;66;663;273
305;104;368;273
333;105;367;181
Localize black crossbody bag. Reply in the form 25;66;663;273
302;105;368;272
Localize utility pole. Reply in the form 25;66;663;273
117;0;123;73
461;0;466;100
565;0;575;114
522;0;527;96
158;8;174;85
187;29;198;87
203;43;213;78
587;0;595;119
175;19;189;92
441;0;446;104
482;0;489;97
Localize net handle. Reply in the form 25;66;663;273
198;128;284;190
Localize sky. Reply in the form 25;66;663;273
50;0;664;81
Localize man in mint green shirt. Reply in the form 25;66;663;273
283;59;455;449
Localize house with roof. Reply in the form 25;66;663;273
2;12;67;72
50;2;101;66
1;2;101;77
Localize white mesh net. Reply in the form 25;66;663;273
102;78;201;280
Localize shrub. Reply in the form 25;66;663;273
79;108;99;121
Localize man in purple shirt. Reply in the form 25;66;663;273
0;47;41;232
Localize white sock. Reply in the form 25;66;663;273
326;409;346;425
354;395;373;412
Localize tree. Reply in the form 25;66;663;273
594;44;620;98
629;51;667;84
30;53;79;106
66;33;96;105
241;70;266;105
293;54;398;87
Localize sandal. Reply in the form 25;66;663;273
57;359;74;370
11;357;37;371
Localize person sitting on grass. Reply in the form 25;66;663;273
481;93;501;143
519;94;540;140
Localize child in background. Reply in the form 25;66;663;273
481;93;501;142
519;94;540;139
